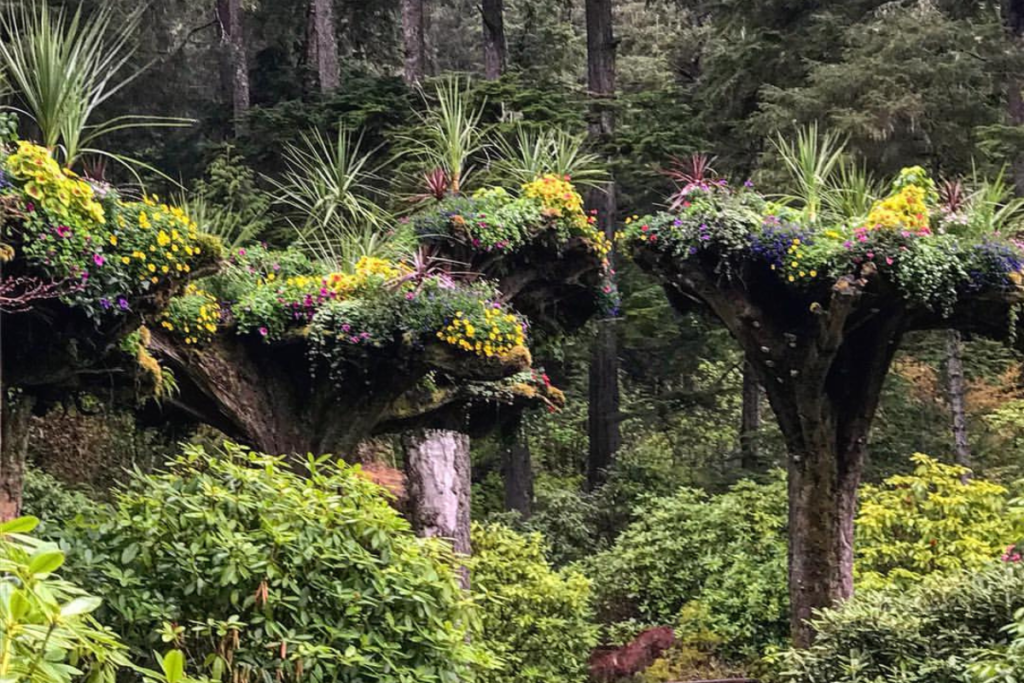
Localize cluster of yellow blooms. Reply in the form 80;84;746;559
771;237;819;283
866;185;931;232
324;256;410;296
116;197;203;285
160;284;220;345
522;174;612;257
5;141;105;226
436;304;525;358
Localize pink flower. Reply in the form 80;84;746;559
93;253;105;266
885;257;893;265
259;326;268;337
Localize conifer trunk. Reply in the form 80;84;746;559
500;417;532;517
0;393;34;522
217;0;249;133
403;429;471;588
740;361;761;470
945;329;971;471
482;0;506;80
307;0;340;92
401;0;427;85
1006;0;1024;195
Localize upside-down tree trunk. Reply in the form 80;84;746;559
403;429;472;588
585;0;616;138
588;314;620;490
500;416;532;517
740;361;761;471
217;0;249;134
945;329;971;471
307;0;341;92
481;0;506;80
401;0;427;85
0;393;35;522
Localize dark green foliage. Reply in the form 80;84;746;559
771;565;1024;683
589;474;790;658
469;523;599;683
58;443;484;683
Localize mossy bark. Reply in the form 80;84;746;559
0;393;35;522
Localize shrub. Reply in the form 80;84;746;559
855;453;1024;589
588;474;790;658
771;564;1024;683
970;606;1024;682
0;516;130;683
60;442;485;683
469;523;599;683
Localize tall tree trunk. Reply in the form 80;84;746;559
401;0;427;85
307;0;341;92
0;393;34;522
585;0;616;138
1006;0;1024;195
217;0;249;134
481;0;506;80
740;361;761;471
585;0;618;491
945;329;971;471
500;416;532;517
403;429;471;588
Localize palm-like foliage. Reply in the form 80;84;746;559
493;125;608;189
664;153;717;211
824;159;885;220
404;78;488;195
177;194;261;251
968;165;1024;235
772;123;847;222
0;2;190;169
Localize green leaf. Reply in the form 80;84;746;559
0;516;39;534
61;596;102;617
28;549;65;575
161;650;185;683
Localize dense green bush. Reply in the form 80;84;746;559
0;516;130;683
60;442;485;683
468;523;598;683
771;564;1024;683
588;474;789;658
856;454;1024;589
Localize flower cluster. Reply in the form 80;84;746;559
161;284;221;345
436;303;526;358
2;141;217;322
622;164;1024;312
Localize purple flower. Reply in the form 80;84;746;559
100;298;111;309
744;180;755;188
56;225;71;238
342;324;351;332
93;253;105;266
118;297;129;311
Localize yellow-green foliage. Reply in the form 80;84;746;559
855;453;1024;589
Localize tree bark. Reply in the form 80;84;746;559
500;416;532;517
217;0;249;134
402;429;471;588
481;0;506;80
585;0;616;137
401;0;427;85
1006;0;1024;195
740;361;761;471
945;329;971;471
307;0;341;92
0;393;35;522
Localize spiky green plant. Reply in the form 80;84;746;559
0;2;190;170
404;78;488;195
771;123;847;223
824;158;885;220
492;125;608;189
969;164;1024;235
177;193;260;251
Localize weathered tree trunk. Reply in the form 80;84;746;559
585;0;616;138
403;429;471;588
401;0;427;85
740;361;761;471
0;393;35;522
307;0;341;92
217;0;249;134
500;416;532;517
945;329;971;471
1007;0;1024;195
481;0;506;80
588;316;620;490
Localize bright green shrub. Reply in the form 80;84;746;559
771;564;1024;683
61;442;485;683
469;523;598;683
588;474;789;658
970;606;1024;682
855;453;1024;589
0;516;130;683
